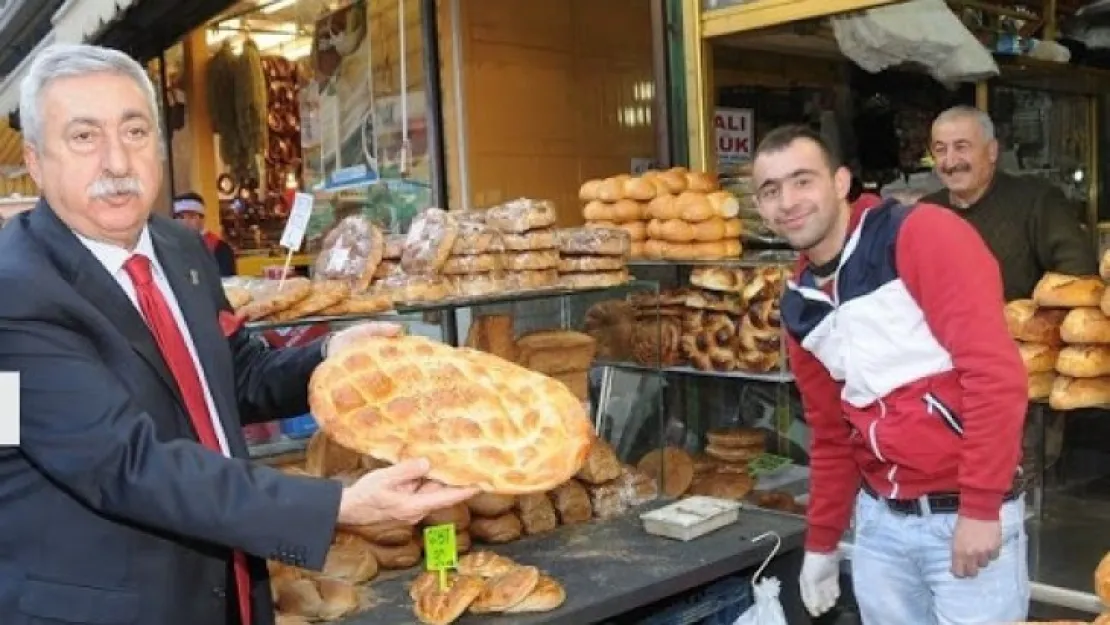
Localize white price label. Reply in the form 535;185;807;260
0;372;19;446
280;193;315;251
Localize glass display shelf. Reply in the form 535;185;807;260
595;359;794;383
244;280;659;331
627;251;798;269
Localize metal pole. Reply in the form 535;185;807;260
158;52;176;200
419;0;458;346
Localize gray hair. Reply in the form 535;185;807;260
933;105;995;142
19;43;162;153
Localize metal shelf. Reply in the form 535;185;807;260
595;360;794;383
244;280;660;330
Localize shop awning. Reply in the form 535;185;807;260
0;30;56;119
51;0;139;44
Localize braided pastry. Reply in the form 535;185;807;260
632;317;683;367
681;313;737;372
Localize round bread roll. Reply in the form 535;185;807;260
411;573;485;625
366;539;421;569
583;200;615;222
469;513;523;544
685;171;718;193
575;438;623;485
309;335;593;494
316;578;361;621
1005;299;1066;345
1019;342;1059;375
339;520;414;546
1049;375;1110;410
1096;550;1110;604
1028;371;1054;401
1033;272;1105;309
467;493;516;517
1057;345;1110;378
706;428;766;449
636;447;695;497
623;176;657;202
596;176;628;202
579;179;602;202
323;533;379;583
504;575;567;613
647;218;731;243
470;565;541;613
1060;307;1110;344
422;503;471;530
688;470;755;500
457;551;518;578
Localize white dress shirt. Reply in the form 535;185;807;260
75;227;233;456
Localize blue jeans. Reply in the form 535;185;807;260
851;492;1029;624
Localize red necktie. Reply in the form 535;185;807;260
124;255;253;625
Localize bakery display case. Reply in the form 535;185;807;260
239;278;811;625
225;181;813;622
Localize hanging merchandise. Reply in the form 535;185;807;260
207;41;246;178
234;37;270;182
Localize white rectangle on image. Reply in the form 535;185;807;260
0;372;18;446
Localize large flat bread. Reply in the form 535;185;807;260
308;335;592;494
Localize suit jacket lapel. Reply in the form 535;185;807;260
26;202;183;406
150;222;248;457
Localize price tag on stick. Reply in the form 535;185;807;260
423;524;458;590
276;192;315;289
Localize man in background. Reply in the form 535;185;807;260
923;105;1096;301
173;191;236;276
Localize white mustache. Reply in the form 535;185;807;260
88;177;142;200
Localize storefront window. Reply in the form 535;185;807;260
988;85;1092;210
198;0;433;255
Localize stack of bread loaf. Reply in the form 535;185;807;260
555;226;631;289
514;329;598;402
464;315;598;403
1004;298;1065;402
435;211;507;298
1028;272;1110;410
227;214;396;322
577;437;658;519
482;199;562;291
687;429;761;500
578;174;657;257
579;167;743;261
408;551;566;624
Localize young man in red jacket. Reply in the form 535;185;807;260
751;125;1029;623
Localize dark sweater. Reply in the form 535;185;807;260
921;171;1097;301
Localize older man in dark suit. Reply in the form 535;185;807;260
0;43;476;625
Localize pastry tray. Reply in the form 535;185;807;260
639;496;742;542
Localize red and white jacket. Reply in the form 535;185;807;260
781;198;1027;553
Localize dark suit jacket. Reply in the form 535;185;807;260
0;201;342;625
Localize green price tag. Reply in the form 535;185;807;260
423;524;458;581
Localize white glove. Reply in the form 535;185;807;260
799;550;841;617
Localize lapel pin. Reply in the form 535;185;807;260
189;269;199;285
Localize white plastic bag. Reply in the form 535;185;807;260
732;577;788;625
